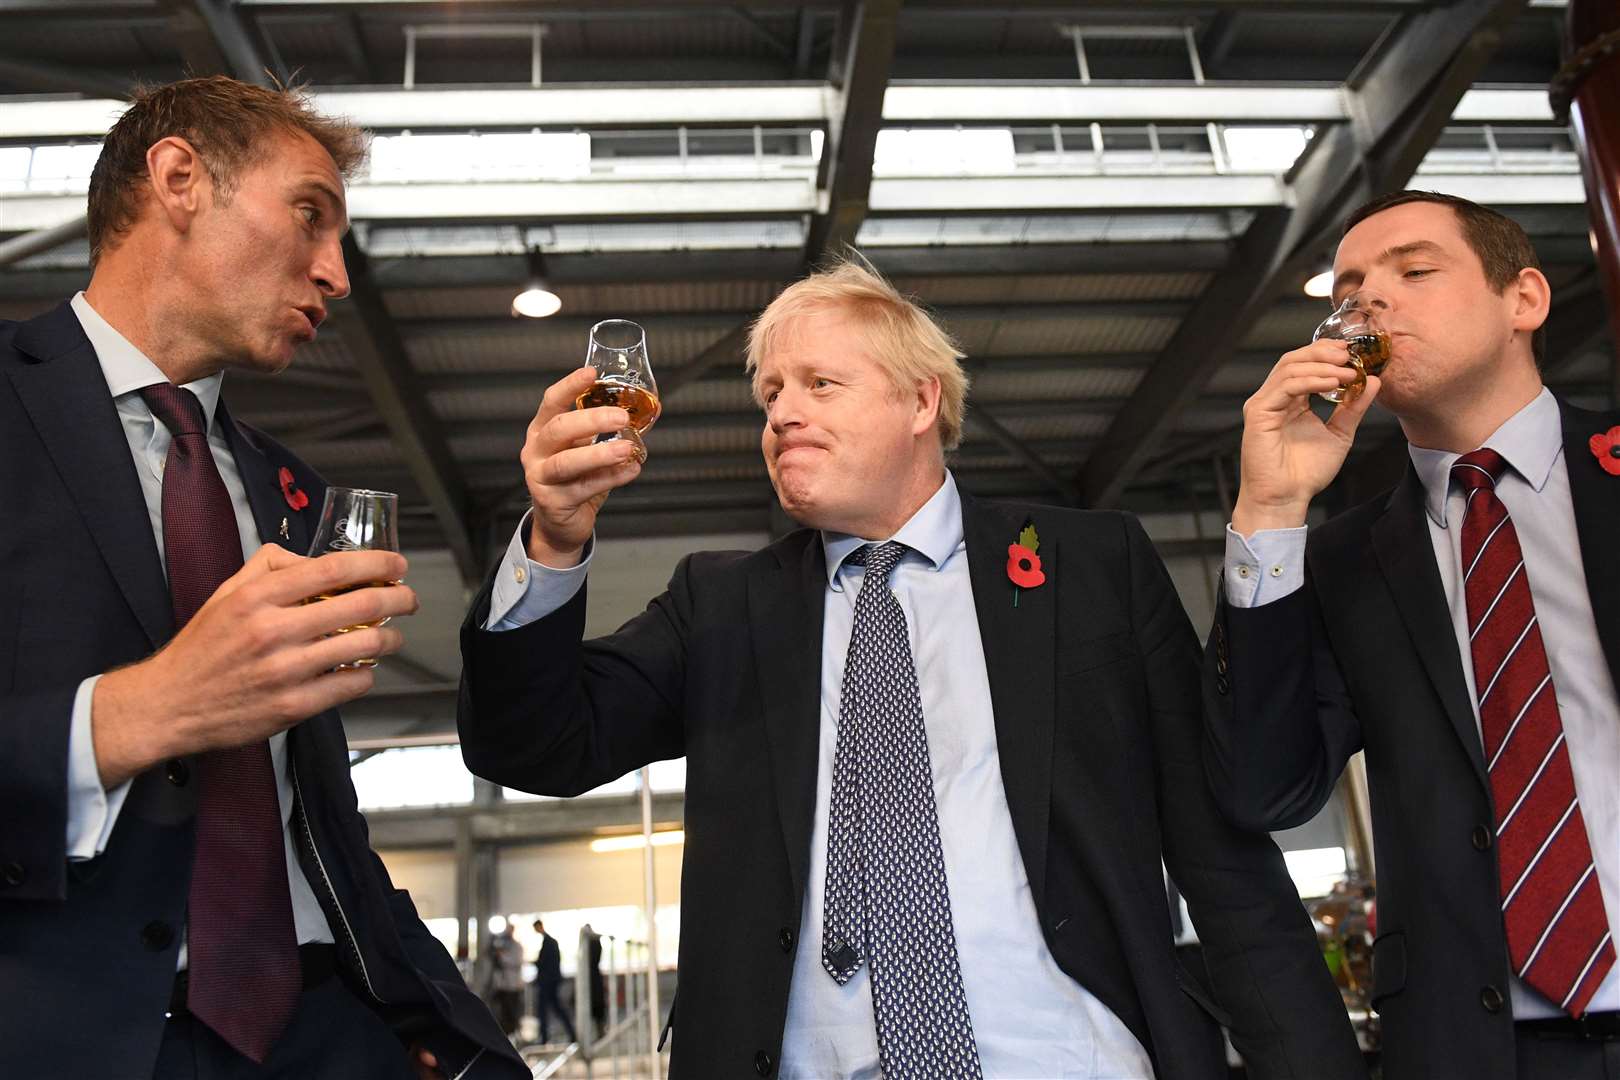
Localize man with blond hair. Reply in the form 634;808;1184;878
458;257;1363;1079
0;76;526;1078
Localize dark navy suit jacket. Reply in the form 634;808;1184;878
0;301;528;1079
460;492;1367;1079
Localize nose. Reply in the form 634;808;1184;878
766;385;804;435
313;235;351;300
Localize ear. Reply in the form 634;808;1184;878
1509;266;1551;337
911;375;942;438
144;136;209;235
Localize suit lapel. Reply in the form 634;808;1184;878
749;533;827;902
8;303;173;649
1370;465;1489;790
961;493;1055;905
1561;400;1620;692
219;397;315;554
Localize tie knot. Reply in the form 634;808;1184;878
1452;447;1508;492
140;383;208;438
848;541;908;583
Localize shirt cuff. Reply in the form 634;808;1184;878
485;511;594;631
65;675;134;861
1223;524;1307;608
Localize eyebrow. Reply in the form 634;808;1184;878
1333;240;1447;296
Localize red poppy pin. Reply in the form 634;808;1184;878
1007;521;1046;606
1590;426;1620;477
278;466;310;511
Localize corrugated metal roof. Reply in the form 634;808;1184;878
960;312;1181;356
893;272;1211;305
969;364;1146;402
403;321;738;374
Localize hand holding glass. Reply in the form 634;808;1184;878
304;487;400;669
1312;291;1391;405
575;319;660;464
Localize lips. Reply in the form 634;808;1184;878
296;306;325;336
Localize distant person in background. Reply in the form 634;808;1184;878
487;919;526;1041
531;919;576;1046
582;923;607;1038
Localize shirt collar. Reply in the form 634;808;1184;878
71;291;225;433
820;471;961;589
1406;386;1562;527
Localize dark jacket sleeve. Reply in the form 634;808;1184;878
0;684;76;902
1201;566;1364;833
1124;518;1365;1080
457;555;691;795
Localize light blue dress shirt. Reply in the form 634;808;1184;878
492;473;1153;1077
62;292;334;960
1225;388;1620;1018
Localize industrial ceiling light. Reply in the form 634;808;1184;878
511;246;562;318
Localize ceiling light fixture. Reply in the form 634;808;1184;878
511;245;562;318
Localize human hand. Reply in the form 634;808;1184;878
1231;340;1382;535
92;545;417;786
520;365;644;567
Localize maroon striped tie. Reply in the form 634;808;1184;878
1453;448;1614;1016
142;384;301;1062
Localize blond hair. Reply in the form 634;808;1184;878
745;254;970;450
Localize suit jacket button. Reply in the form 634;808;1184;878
1480;985;1504;1013
1472;825;1493;851
754;1050;774;1075
141;921;175;951
165;759;190;786
1216;675;1230;695
1216;656;1228;675
2;861;25;887
778;928;795;953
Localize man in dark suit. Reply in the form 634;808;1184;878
459;258;1364;1078
0;77;527;1079
531;919;576;1046
1203;191;1620;1079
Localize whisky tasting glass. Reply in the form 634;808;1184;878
575;319;660;464
1313;291;1391;405
306;487;400;669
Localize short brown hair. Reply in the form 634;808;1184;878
746;254;971;450
1342;190;1546;365
87;76;367;263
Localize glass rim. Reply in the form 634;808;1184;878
589;317;647;349
325;486;398;500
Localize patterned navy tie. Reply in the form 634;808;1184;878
821;541;983;1079
142;384;301;1063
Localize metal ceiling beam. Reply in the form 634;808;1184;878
0;84;1560;139
333;238;482;583
804;0;902;262
1077;0;1531;508
0;56;137;99
10;170;1580;235
362;792;689;851
965;408;1081;504
0;217;89;269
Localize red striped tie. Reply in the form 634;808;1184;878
142;384;301;1062
1453;448;1614;1017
